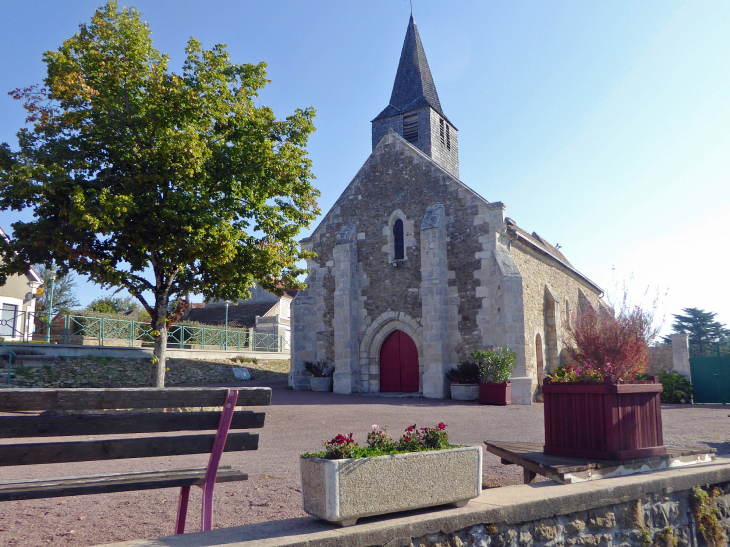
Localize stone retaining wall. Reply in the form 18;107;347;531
100;461;730;547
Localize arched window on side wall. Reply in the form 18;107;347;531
536;333;544;386
393;219;404;260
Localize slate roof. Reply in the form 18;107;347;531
186;302;275;329
373;15;448;123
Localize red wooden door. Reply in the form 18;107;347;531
380;330;419;392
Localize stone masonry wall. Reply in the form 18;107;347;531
410;482;730;547
510;243;602;384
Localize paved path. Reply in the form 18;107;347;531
1;380;728;547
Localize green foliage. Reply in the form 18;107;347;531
637;371;693;404
690;486;726;547
33;264;80;314
445;362;480;385
657;527;678;547
233;356;258;364
474;348;517;384
0;2;319;386
667;308;730;357
639;528;653;547
87;295;141;315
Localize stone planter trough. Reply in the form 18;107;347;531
310;377;333;392
450;384;479;401
300;446;482;526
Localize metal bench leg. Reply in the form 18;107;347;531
176;486;191;534
201;389;239;532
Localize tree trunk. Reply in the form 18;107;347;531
152;315;167;387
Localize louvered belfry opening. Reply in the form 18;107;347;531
403;114;418;143
393;219;405;259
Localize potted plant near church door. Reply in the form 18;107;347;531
380;330;419;392
475;348;517;405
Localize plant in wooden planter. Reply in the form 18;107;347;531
446;362;480;401
474;348;516;405
543;304;666;460
304;360;334;392
300;423;482;526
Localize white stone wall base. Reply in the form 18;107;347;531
333;372;358;394
510;376;534;405
422;372;449;399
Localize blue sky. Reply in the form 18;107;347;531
1;1;728;334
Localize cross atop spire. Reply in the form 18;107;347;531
373;15;444;121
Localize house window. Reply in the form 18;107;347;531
439;119;445;145
446;125;451;150
393;219;404;260
403;113;418;143
0;304;18;338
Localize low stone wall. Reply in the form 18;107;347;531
98;461;730;547
1;342;289;361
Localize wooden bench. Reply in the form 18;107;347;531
0;387;270;534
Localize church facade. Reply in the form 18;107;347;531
290;16;603;403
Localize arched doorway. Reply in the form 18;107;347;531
380;330;419;392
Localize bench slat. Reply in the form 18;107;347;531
0;466;248;501
0;432;259;466
0;411;266;438
0;387;272;411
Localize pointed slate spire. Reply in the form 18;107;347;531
373;15;444;121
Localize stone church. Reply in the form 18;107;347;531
290;16;603;403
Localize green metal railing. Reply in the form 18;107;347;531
0;311;289;353
0;340;15;384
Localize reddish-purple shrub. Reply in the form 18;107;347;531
563;305;656;382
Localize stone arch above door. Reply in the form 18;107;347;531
359;312;423;393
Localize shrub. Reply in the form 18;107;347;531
563;305;656;382
445;362;480;384
637;371;693;403
304;360;333;378
474;348;517;384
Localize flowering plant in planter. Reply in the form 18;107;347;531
543;303;666;460
299;423;482;526
302;422;452;460
549;304;658;383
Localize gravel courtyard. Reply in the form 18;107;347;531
1;379;728;547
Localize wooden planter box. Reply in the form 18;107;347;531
450;384;479;401
479;381;511;405
543;377;666;460
300;446;482;526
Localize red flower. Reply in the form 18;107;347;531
438;422;446;430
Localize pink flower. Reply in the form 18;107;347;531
372;424;378;430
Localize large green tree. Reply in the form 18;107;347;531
0;2;319;385
668;308;729;356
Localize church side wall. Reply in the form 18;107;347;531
510;243;602;383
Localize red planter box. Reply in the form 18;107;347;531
543;377;666;461
479;381;511;405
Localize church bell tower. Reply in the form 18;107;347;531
371;15;459;178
